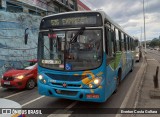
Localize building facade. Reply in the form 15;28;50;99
0;0;90;75
77;0;90;11
0;0;78;16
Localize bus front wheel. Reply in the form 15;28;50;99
114;69;121;93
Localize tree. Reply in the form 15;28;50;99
149;38;160;47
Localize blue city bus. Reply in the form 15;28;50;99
37;11;135;102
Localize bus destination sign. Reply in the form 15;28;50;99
50;17;91;26
40;12;102;29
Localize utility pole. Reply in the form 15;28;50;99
143;0;147;52
140;27;142;46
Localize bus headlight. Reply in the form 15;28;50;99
38;74;46;84
93;78;100;85
88;77;102;88
136;53;139;57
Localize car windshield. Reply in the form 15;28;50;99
38;29;102;71
14;61;37;70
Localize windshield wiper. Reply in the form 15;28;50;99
69;27;85;44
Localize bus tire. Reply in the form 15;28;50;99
26;79;36;90
114;69;121;93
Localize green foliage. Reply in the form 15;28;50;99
149;38;160;47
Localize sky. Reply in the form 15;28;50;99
80;0;160;41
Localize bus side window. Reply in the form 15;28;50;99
124;34;127;51
115;28;120;51
128;37;130;50
118;30;122;51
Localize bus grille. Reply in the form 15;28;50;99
51;82;81;88
55;89;78;96
45;73;87;81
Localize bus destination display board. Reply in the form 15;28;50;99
40;12;102;29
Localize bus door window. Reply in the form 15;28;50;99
105;27;115;64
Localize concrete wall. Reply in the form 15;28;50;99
0;11;41;76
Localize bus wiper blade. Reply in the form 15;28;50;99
69;27;85;44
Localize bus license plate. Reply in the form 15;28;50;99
4;81;10;85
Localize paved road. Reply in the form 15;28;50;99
147;49;160;63
0;61;142;117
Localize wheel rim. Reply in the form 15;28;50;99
28;80;35;89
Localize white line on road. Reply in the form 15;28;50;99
22;95;45;107
4;91;26;99
147;59;155;61
47;101;78;117
151;57;159;63
66;101;78;110
3;87;38;99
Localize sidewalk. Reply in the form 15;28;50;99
134;53;160;117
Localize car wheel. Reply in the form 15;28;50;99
26;79;35;90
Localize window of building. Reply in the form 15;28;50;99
54;5;59;13
6;2;23;13
29;9;41;16
61;0;67;5
69;0;75;10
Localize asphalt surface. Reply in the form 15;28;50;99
0;60;143;117
147;49;160;63
133;49;160;117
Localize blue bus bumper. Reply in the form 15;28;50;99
38;82;106;102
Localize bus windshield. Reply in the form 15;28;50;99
38;29;102;71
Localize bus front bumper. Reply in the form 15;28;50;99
38;82;105;102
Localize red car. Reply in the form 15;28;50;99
1;59;37;90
